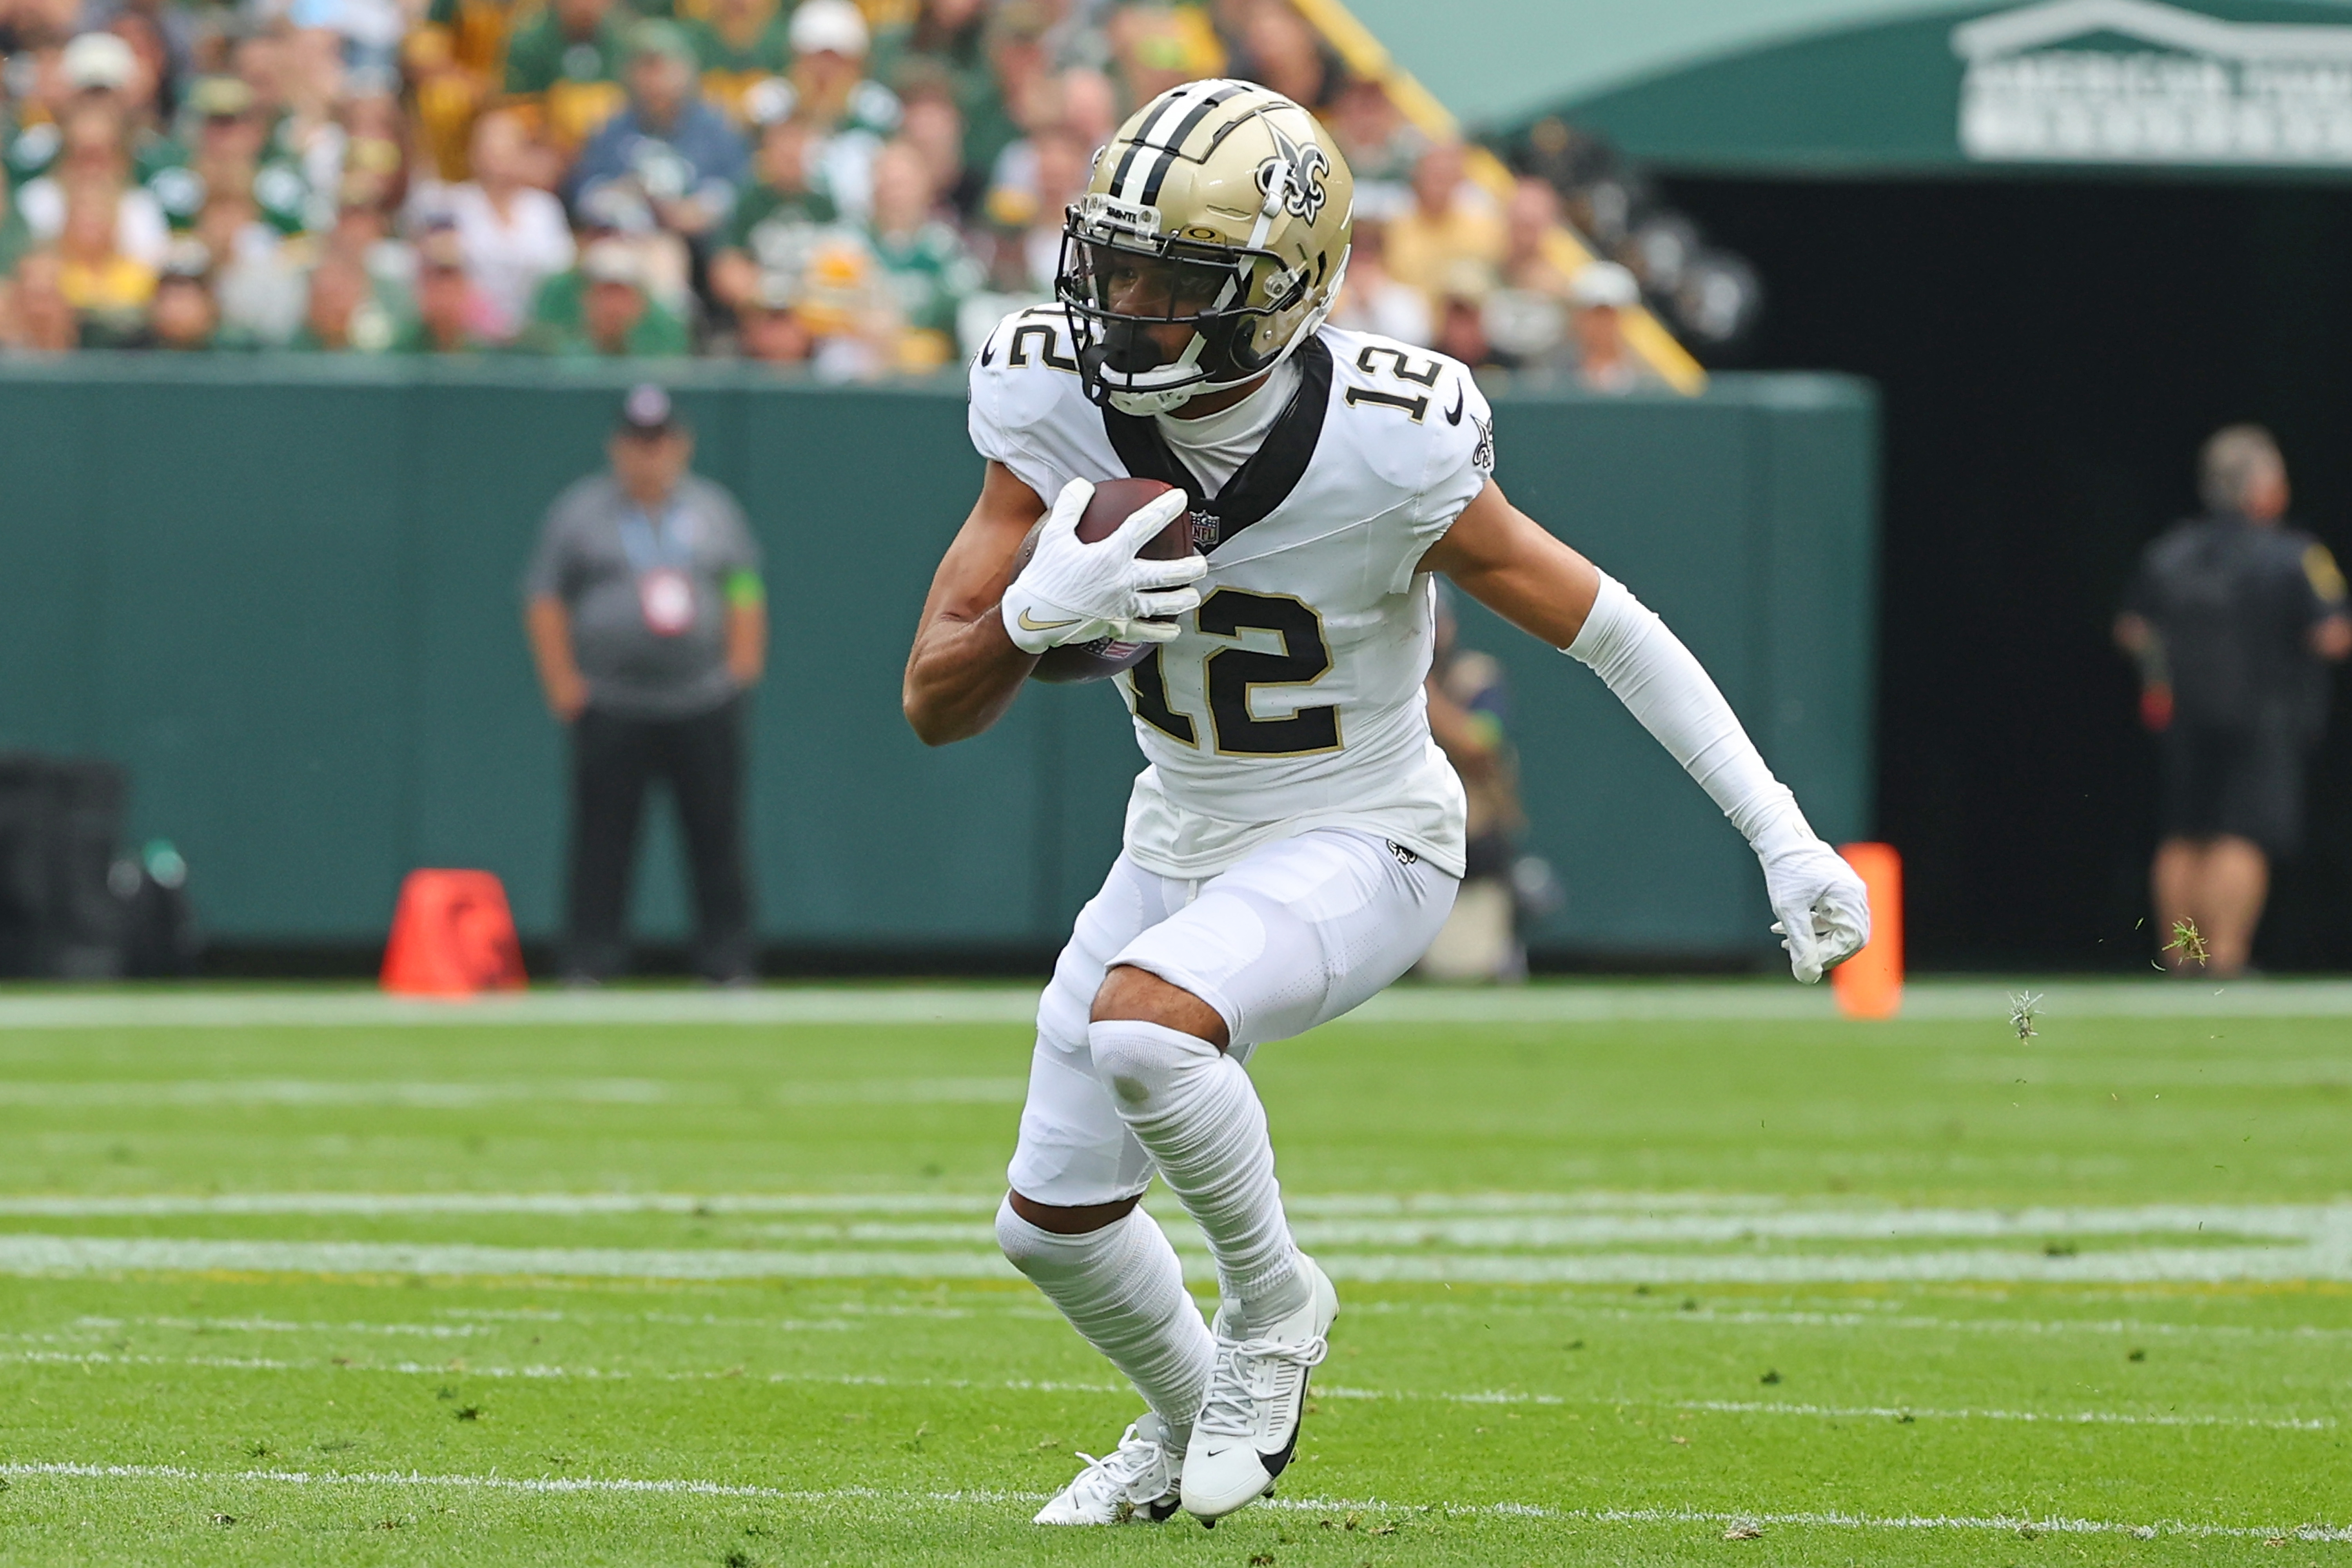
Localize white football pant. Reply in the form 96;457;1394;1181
1008;827;1458;1209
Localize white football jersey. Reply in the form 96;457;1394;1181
969;307;1495;880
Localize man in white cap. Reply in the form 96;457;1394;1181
778;0;900;221
1567;259;1662;394
4;32;149;187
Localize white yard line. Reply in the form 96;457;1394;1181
7;1190;2344;1235
67;1315;495;1339
5;1232;2350;1285
9;1350;2330;1433
1666;1398;2332;1431
2;977;2350;1029
2;1462;2346;1542
1307;1385;2333;1432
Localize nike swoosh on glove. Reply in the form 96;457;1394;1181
1001;478;1206;653
1758;832;1872;984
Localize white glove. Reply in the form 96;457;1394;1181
1002;478;1205;653
1755;824;1871;984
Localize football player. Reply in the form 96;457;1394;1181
902;81;1868;1526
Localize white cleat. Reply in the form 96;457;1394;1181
1181;1256;1337;1521
1032;1412;1185;1525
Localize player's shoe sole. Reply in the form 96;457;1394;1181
1181;1256;1337;1521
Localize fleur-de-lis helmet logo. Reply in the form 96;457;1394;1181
1255;120;1330;222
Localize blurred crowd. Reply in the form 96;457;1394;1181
0;0;1737;385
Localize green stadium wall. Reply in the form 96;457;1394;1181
0;358;1875;963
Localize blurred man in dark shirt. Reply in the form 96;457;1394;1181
525;385;767;984
2116;425;2350;975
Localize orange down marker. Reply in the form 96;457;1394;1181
1831;842;1903;1019
381;869;527;997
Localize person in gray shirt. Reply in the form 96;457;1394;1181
524;383;767;983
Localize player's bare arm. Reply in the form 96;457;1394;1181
902;461;1050;746
1426;475;1871;984
1418;477;1604;646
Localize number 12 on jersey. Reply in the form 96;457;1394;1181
1124;588;1339;756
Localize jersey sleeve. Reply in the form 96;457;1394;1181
1383;367;1495;594
965;309;1072;506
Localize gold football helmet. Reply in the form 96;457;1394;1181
1059;80;1353;415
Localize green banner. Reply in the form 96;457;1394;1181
1494;0;2352;177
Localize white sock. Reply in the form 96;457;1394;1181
1087;1018;1309;1330
995;1196;1213;1448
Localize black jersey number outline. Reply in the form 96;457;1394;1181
1342;344;1439;422
1006;319;1078;372
1354;344;1441;385
1123;589;1339;757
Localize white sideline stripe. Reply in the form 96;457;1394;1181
9;1351;2332;1433
0;1235;1022;1281
0;989;1047;1029
3;1463;2347;1542
5;1232;2350;1284
4;978;2352;1028
0;1078;1028;1109
0;1192;1007;1217
0;1080;683;1109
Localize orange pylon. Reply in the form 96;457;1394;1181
1832;842;1903;1019
381;869;527;997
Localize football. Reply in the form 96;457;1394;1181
1016;476;1195;684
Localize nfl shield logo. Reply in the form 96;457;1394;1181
1190;509;1219;550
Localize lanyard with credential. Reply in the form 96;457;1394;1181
619;504;692;573
621;503;697;637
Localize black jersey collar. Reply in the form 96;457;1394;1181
1100;334;1333;554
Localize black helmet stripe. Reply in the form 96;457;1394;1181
1140;84;1248;206
1113;80;1248;206
1112;81;1210;202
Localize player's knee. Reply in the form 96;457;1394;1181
997;1191;1136;1275
1088;1013;1225;1115
1091;965;1229;1048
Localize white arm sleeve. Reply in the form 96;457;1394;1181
1564;571;1809;855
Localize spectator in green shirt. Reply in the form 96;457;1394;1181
869;0;1008;181
708;111;835;314
287;250;401;351
690;0;793;125
394;226;494;352
0;166;34;277
864;136;976;356
529;237;691;357
502;0;632;155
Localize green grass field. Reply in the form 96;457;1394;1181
1;980;2347;1565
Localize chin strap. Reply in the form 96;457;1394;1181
1103;275;1346;417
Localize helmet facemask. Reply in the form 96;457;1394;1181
1058;194;1336;416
